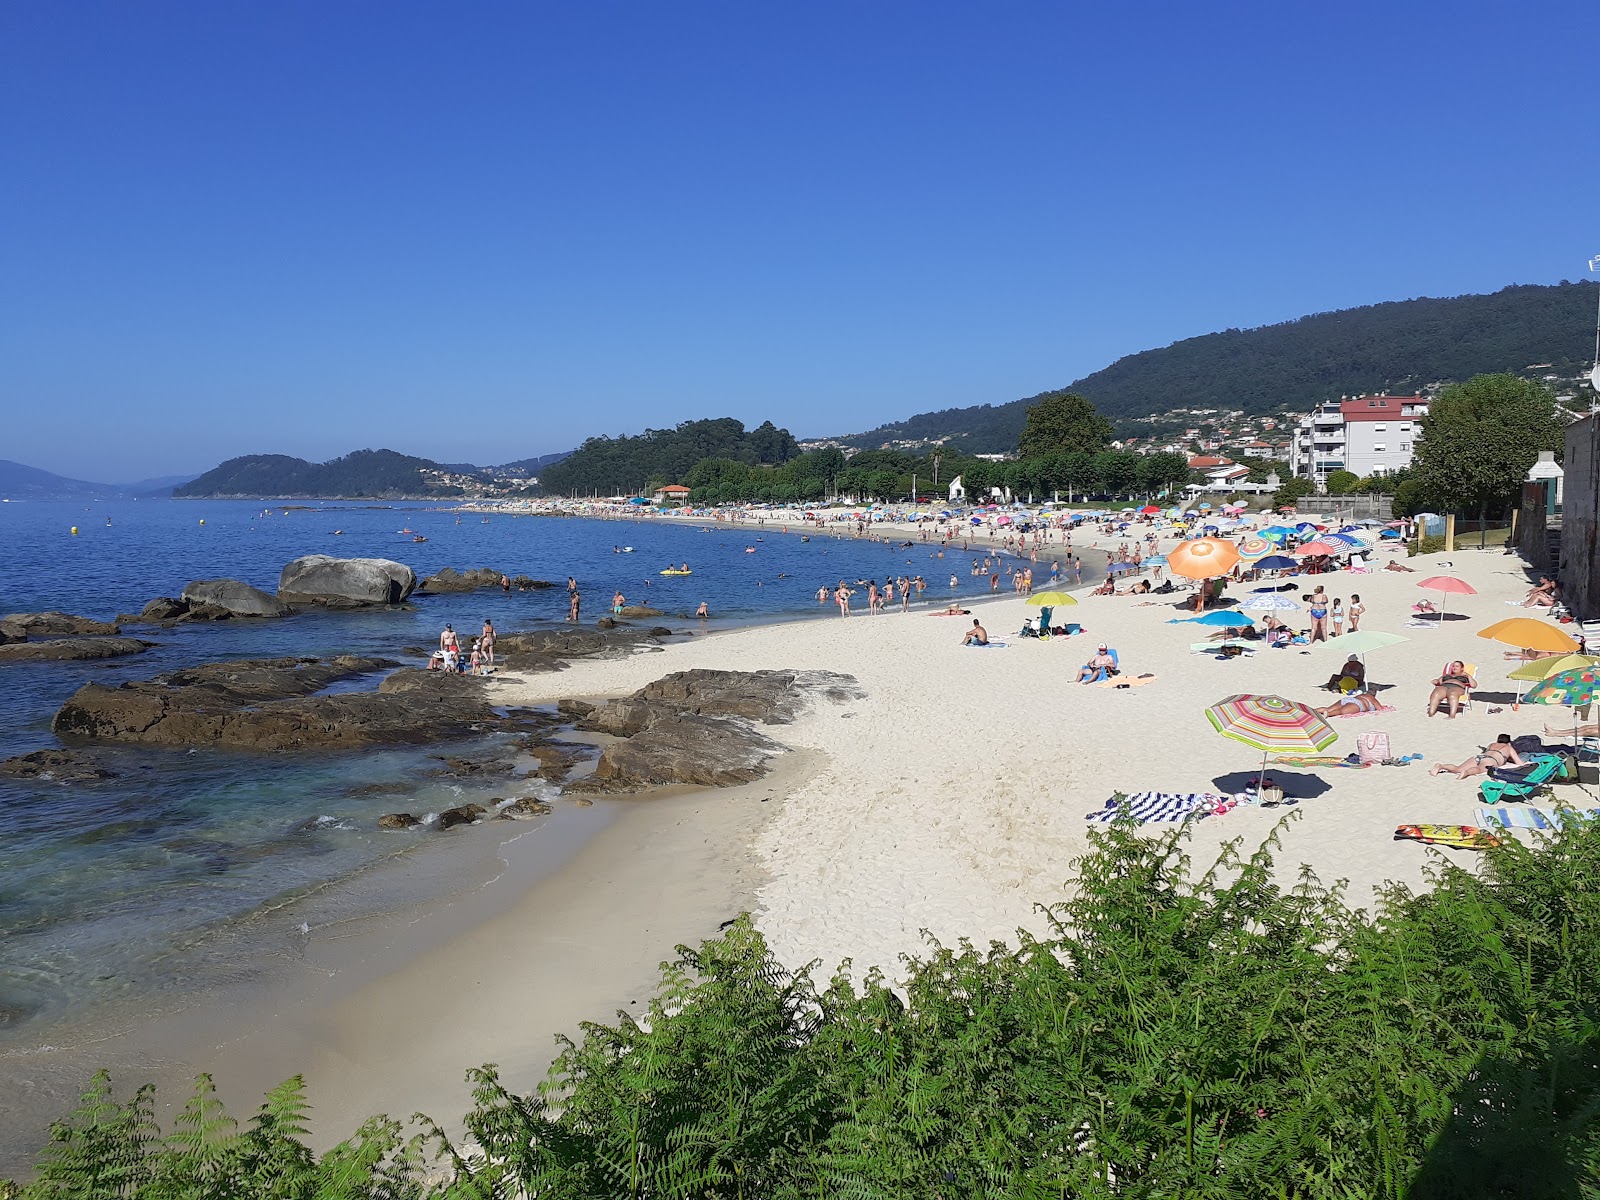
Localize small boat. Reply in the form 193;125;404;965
660;569;693;576
399;528;415;534
413;535;428;543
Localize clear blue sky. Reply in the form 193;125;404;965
4;1;1597;481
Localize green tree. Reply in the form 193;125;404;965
1138;451;1191;496
1273;476;1316;509
1324;469;1360;495
1016;391;1113;458
1411;374;1566;522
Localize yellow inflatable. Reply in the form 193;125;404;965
659;569;693;576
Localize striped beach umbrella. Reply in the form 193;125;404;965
1239;593;1302;611
1236;534;1275;559
1206;693;1337;793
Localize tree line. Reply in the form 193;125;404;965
11;819;1598;1197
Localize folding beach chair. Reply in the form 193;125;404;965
1479;754;1562;804
1084;648;1120;683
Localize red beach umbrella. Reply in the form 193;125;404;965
1418;574;1477;623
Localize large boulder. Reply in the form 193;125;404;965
277;556;416;608
588;714;784;790
182;579;293;618
0;612;120;639
0;637;153;663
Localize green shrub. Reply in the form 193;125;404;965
13;820;1600;1198
1409;533;1447;556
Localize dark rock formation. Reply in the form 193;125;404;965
181;579;293;618
569;668;861;794
493;626;672;672
0;748;120;783
0;637;154;663
617;605;664;619
510;576;556;590
278;555;416;608
437;803;487;830
418;567;505;592
378;812;420;829
49;657;507;751
141;597;188;620
506;796;553;817
0;612;120;639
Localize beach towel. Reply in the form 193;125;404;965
1475;806;1600;831
964;640;1008;649
1394;824;1501;850
1085;791;1223;824
1097;673;1157;689
1189;640;1254;653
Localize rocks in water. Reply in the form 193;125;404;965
49;656;505;751
506;796;553;817
0;637;154;663
617;605;664;619
418;567;505;592
277;555;416;608
570;668;861;794
437;803;487;830
141;597;188;620
0;748;120;783
527;740;590;781
181;579;293;618
0;612;121;639
378;812;421;829
510;576;555;590
557;698;596;719
596;617;621;630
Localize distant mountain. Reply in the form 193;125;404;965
174;449;477;499
829;281;1600;452
489;451;573;476
121;473;199;497
0;459;124;500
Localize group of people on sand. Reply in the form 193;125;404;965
428;620;497;674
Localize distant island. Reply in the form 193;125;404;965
171;449;571;500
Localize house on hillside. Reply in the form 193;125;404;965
653;484;692;503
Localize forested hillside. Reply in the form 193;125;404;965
833;281;1599;452
538;418;799;496
174;449;469;498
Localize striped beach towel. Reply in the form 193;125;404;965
1086;792;1223;824
1475;806;1600;831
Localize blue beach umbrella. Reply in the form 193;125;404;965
1145;553;1168;564
1261;526;1296;541
1254;554;1298;571
1106;561;1139;573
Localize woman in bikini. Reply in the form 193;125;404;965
1312;692;1384;717
1430;734;1523;779
1426;661;1476;718
1307;586;1329;643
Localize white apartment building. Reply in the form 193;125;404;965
1288;394;1428;484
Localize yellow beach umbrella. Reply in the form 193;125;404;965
1507;653;1600;683
1026;591;1077;607
1477;617;1580;655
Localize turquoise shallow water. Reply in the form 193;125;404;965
0;499;937;1035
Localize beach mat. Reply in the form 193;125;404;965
1394;824;1500;850
1475;806;1600;831
1096;673;1157;688
1086;791;1222;824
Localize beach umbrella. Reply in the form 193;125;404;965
1477;616;1581;655
1140;505;1161;514
1253;554;1299;571
1145;552;1167;565
1506;653;1600;683
1205;693;1337;793
1239;593;1302;611
1261;525;1296;542
1166;537;1240;579
1236;534;1275;559
1294;540;1345;558
1294;522;1322;534
1522;664;1600;744
1321;532;1368;549
1418;574;1477;622
1026;591;1077;607
1312;628;1408;689
1106;561;1139;574
1184;609;1256;626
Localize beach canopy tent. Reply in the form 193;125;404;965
1206;693;1336;793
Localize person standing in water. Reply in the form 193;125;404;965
569;590;581;622
696;601;709;619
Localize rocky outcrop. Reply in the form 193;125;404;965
418;567;504;592
140;597;188;620
0;612;120;639
617;605;664;619
437;803;487;830
277;556;416;608
510;576;556;590
0;637;154;663
49;657;508;751
181;579;293;618
494;626;674;672
570;668;861;794
0;748;121;783
378;812;421;829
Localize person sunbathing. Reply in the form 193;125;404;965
961;619;989;645
1545;720;1599;738
1429;734;1523;779
1503;647;1562;661
1412;599;1437;615
1521;577;1557;606
1090;578;1117;596
1117;579;1152;595
1426;661;1476;718
1384;561;1415;572
1312;692;1385;717
1076;645;1117;682
1322;654;1365;692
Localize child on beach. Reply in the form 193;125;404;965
1348;594;1364;631
1330;598;1345;637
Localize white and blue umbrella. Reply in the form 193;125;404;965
1240;593;1303;611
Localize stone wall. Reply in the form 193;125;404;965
1560;414;1600;621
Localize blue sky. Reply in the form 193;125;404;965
3;1;1597;481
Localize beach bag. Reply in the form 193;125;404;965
1357;731;1390;764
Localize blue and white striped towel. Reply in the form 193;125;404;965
1086;792;1223;824
1476;806;1600;831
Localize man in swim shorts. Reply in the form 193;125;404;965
962;619;989;645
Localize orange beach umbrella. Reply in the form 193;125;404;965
1166;538;1240;580
1477;617;1580;655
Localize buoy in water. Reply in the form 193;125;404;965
70;526;78;535
199;519;205;525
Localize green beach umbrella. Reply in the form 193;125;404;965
1522;664;1600;744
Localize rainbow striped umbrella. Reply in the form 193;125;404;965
1236;534;1275;559
1206;693;1337;792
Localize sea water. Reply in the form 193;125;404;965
0;499;948;1039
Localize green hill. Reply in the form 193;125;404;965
538;418;799;497
830;281;1600;452
174;449;473;498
